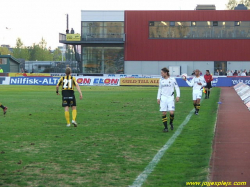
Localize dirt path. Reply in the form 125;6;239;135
210;87;250;185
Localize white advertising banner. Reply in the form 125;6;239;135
76;76;120;86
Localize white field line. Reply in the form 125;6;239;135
130;108;196;187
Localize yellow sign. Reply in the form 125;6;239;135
120;78;159;86
9;73;51;77
66;34;81;41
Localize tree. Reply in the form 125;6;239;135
53;48;65;61
226;0;250;9
226;0;239;9
28;38;53;61
12;38;30;60
0;47;12;55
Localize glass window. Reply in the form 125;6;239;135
82;21;124;40
149;21;250;39
82;47;124;74
0;58;7;64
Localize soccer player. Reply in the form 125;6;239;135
0;103;7;115
56;67;82;127
204;70;213;99
157;67;180;132
183;69;206;115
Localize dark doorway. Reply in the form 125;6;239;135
214;61;227;76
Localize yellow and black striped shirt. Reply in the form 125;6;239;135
57;75;78;91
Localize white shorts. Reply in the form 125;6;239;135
160;96;175;112
192;90;202;100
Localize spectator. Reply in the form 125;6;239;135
191;70;195;75
0;67;3;73
244;69;248;76
227;70;232;76
233;70;238;76
241;71;246;76
219;70;223;76
237;70;241;76
248;70;250;76
215;69;219;76
70;28;75;34
66;29;69;34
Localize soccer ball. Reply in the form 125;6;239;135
181;73;187;80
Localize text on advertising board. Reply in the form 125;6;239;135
10;77;60;85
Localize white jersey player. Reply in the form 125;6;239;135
157;67;180;132
184;69;206;115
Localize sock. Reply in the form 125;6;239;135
65;111;70;124
208;91;210;97
193;103;197;109
170;114;174;124
0;104;5;109
162;115;168;129
72;109;77;121
196;104;200;113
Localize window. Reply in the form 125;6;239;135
149;21;154;26
191;21;196;26
82;21;124;40
170;21;175;26
235;21;240;26
149;21;250;39
0;58;7;64
82;47;124;74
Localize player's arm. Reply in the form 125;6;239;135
185;77;194;87
174;79;180;102
56;77;63;95
73;77;83;100
157;79;161;104
201;77;207;87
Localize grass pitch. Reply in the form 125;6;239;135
0;85;220;187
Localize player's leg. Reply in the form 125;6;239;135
64;106;70;126
207;83;211;98
71;97;77;127
195;91;202;114
168;99;175;130
205;86;208;99
193;91;198;114
169;111;174;130
195;99;201;114
162;111;168;132
160;96;168;132
0;103;7;115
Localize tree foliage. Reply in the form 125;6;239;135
11;37;65;61
0;47;12;55
53;48;65;61
226;0;250;9
12;38;30;60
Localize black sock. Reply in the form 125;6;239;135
170;114;174;124
193;103;197;109
196;104;200;113
162;115;167;129
208;91;210;97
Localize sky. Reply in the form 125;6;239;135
0;0;229;49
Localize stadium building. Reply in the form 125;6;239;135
59;4;250;75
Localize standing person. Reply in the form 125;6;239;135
204;70;213;99
0;103;7;115
183;69;206;115
56;67;82;127
157;67;180;132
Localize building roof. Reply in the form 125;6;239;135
0;55;20;64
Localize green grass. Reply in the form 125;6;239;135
0;85;220;187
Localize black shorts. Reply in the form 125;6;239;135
61;90;76;107
205;82;212;89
